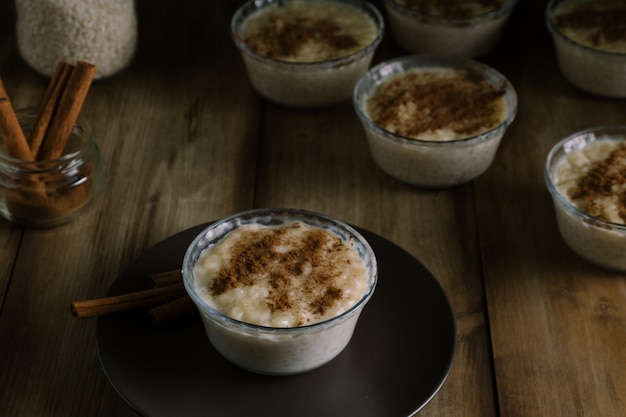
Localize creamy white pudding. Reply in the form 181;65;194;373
183;208;377;375
383;0;517;57
354;55;517;188
545;126;626;271
232;0;384;108
547;0;626;98
193;221;369;327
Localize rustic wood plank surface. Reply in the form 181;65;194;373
0;1;256;416
476;1;626;416
1;0;625;416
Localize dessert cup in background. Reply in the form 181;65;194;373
353;54;517;188
0;108;102;227
231;0;384;108
545;126;626;272
546;0;626;98
382;0;518;57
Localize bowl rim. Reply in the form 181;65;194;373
352;54;518;147
182;207;379;333
544;125;626;231
546;0;626;59
230;0;385;68
382;0;518;23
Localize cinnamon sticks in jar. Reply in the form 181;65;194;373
0;60;100;227
0;79;31;161
35;61;96;160
0;60;96;161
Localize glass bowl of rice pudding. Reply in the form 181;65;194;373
545;126;626;272
382;0;518;57
182;208;378;375
546;0;626;98
231;0;384;108
353;54;517;188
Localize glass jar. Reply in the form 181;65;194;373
15;0;138;79
0;109;103;227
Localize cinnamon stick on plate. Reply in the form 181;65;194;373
36;60;96;161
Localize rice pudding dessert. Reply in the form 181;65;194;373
547;0;626;98
546;127;626;271
183;209;377;375
194;221;369;327
231;0;383;108
354;55;517;187
383;0;517;57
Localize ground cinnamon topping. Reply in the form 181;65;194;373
400;0;506;17
244;14;358;60
570;143;626;222
554;1;626;46
210;222;351;321
369;68;506;138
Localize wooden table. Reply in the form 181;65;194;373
1;1;626;416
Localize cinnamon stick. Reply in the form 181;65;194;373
150;269;183;288
149;295;197;327
0;77;31;161
70;282;187;319
36;60;96;161
28;61;73;156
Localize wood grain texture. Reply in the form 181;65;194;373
1;0;625;416
477;1;626;417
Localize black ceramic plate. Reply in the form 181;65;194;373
96;223;456;417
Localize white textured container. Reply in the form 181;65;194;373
383;0;517;57
16;0;137;79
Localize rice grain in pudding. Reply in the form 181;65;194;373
183;208;377;375
232;0;383;108
354;56;516;188
383;0;516;57
547;0;626;97
546;127;626;271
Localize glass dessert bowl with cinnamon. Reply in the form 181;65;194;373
182;208;378;376
353;54;517;188
382;0;518;57
546;0;626;98
0;108;102;227
545;126;626;272
231;0;384;108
